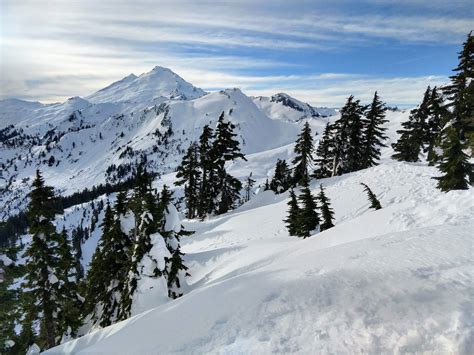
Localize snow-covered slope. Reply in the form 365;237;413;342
86;66;206;104
253;93;336;123
46;160;474;354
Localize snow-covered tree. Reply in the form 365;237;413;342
243;172;256;202
22;170;63;349
313;123;335;179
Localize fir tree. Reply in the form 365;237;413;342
297;178;320;238
175;142;201;219
442;31;474;146
434;126;471;191
361;183;382;210
212;112;246;214
56;228;82;341
197;125;215;217
313;123;334;179
86;200;132;327
264;178;270;191
362;92;388;168
22;170;62;349
317;184;335;231
292;122;315;184
270;159;292;193
284;189;301;237
243;172;256;202
391;88;431;162
426;87;448;164
331;96;366;175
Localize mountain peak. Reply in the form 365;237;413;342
86;66;206;104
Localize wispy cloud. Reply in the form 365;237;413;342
0;0;471;105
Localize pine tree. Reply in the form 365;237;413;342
434;126;471;191
56;228;82;341
197;125;215;217
361;183;382;210
317;184;335;231
264;178;270;191
292;122;315;184
331;96;366;175
86;200;132;327
270;159;292;193
426;87;448;164
22;170;62;349
212;112;246;214
243;172;256;202
362;92;388;168
297;178;320;238
392;87;431;162
284;189;301;237
175;142;201;219
442;31;474;146
313;123;334;179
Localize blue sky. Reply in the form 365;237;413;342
1;0;472;107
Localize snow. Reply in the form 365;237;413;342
46;160;474;354
0;254;13;266
164;204;182;233
130;233;170;316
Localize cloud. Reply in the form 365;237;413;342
0;0;470;105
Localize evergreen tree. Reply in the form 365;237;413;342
434;126;471;191
313;123;335;179
331;96;366;175
442;31;474;146
264;178;270;191
297;179;320;238
317;184;335;231
22;170;62;349
197;125;215;217
175;142;201;219
86;200;132;327
56;228;82;341
362;92;388;168
157;186;191;299
392;87;431;162
361;183;382;210
270;159;292;193
212;112;246;214
243;172;256;202
426;87;448;164
292;122;315;184
284;189;301;237
122;165;159;318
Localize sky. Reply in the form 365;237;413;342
0;0;472;107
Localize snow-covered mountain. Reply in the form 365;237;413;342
253;93;337;123
0;68;304;220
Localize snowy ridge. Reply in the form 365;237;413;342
253;93;337;123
